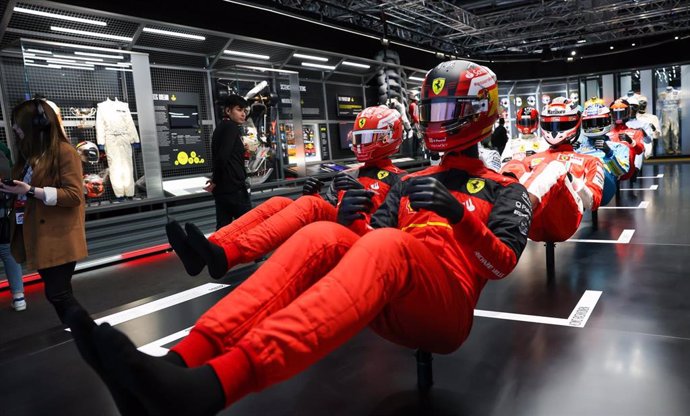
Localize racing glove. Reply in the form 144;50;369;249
333;172;364;191
302;177;324;195
594;139;613;157
405;177;464;224
337;189;374;226
618;133;633;144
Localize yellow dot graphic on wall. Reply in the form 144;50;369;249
176;151;189;165
190;151;197;158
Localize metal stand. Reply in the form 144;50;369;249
416;349;433;392
546;242;556;281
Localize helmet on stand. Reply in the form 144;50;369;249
540;97;582;146
516;107;539;134
76;141;100;164
419;60;498;152
582;98;612;137
83;173;105;198
350;105;404;162
610;99;631;125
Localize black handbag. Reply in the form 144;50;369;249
0;194;12;244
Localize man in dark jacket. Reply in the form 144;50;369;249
491;117;509;155
205;95;251;229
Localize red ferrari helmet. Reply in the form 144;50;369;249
516;106;539;134
419;60;498;152
540;97;581;146
83;174;105;198
350;105;403;162
610;99;631;125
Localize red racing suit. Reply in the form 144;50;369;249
608;125;644;181
170;153;532;407
208;158;406;270
501;144;604;242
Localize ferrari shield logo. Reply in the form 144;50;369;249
377;170;390;180
467;178;485;194
358;118;366;128
432;78;445;95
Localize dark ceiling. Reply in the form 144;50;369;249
3;0;690;80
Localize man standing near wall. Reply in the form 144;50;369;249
205;95;251;229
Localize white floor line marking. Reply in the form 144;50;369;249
567;229;635;244
65;283;229;332
636;174;664;179
138;327;193;356
598;201;650;210
137;290;604;357
475;290;603;328
619;184;658;191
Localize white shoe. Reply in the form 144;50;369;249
12;295;27;312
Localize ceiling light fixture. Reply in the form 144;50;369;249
25;63;61;69
610;46;614;50
293;53;328;62
142;28;206;41
56;64;95;71
106;67;133;72
223;50;270;60
75;51;125;59
14;6;107;26
631;43;636;46
341;61;370;69
50;26;133;42
675;36;679;40
577;39;587;44
301;62;337;70
236;64;298;74
25;48;52;54
53;54;104;61
567;57;574;61
571;51;576;56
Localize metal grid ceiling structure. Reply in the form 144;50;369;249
264;0;690;59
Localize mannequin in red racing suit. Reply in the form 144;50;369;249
65;60;533;416
501;97;604;242
167;105;406;279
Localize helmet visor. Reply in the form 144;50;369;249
611;108;629;123
517;116;535;128
540;116;579;133
350;129;390;145
582;115;610;132
419;97;488;123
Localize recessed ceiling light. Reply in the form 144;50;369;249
14;6;107;26
224;50;270;60
577;39;587;44
53;54;103;61
301;62;336;70
341;61;370;69
675;36;679;40
25;48;52;54
50;26;133;42
75;51;124;60
571;51;576;56
631;43;636;46
142;28;206;41
293;53;328;62
236;64;298;74
106;67;133;72
610;46;614;50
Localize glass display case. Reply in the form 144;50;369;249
653;65;683;156
279;122;322;164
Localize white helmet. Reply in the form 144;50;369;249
542;94;551;105
500;97;510;108
540;97;582;146
527;96;536;106
582;97;612;137
515;97;523;107
569;92;579;103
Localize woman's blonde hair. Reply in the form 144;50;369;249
11;99;70;182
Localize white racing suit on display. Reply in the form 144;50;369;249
96;99;140;197
658;89;681;153
576;135;630;206
500;133;549;165
637;112;661;152
478;143;502;172
626;118;654;164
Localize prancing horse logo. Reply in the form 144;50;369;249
432;78;445;95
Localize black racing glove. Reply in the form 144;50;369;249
337;189;374;226
405;177;464;224
302;177;324;195
618;133;633;144
594;139;612;156
333;172;364;191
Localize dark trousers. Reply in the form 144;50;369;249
214;189;252;230
38;261;80;323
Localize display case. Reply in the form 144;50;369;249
653;65;683;156
280;122;321;164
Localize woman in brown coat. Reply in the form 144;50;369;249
1;99;87;323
